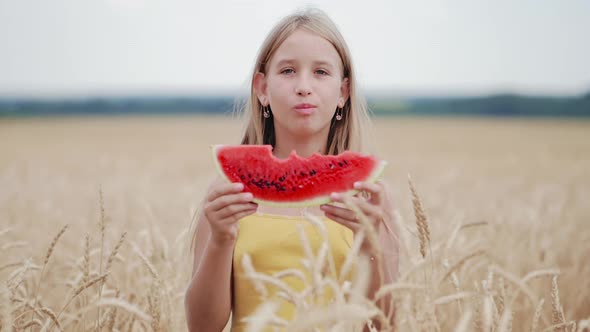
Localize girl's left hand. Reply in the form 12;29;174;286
320;181;393;243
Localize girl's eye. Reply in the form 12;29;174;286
280;68;329;76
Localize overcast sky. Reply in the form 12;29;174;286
1;0;589;97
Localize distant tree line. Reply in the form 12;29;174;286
0;96;237;117
1;91;589;117
369;92;590;117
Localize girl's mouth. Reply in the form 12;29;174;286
294;107;316;115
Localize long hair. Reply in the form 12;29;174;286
238;7;372;154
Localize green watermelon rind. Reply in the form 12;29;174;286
211;145;388;208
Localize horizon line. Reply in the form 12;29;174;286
0;84;588;100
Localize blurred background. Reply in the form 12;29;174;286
1;1;590;330
1;0;589;115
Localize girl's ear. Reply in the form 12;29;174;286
339;77;350;108
253;72;268;105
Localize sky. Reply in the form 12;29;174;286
0;0;589;98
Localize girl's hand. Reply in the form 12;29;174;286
320;181;394;249
204;182;258;245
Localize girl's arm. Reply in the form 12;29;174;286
184;213;235;332
362;220;399;331
184;180;258;332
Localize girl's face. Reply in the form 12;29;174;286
254;29;349;140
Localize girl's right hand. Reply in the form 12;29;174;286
203;182;257;245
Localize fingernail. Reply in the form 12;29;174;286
320;204;327;210
244;192;253;200
354;182;361;189
331;192;340;199
235;183;244;190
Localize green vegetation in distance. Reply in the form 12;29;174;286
0;91;589;117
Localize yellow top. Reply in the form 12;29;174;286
231;212;354;331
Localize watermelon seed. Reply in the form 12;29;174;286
309;170;317;176
300;171;306;177
329;163;335;169
338;162;344;167
279;176;286;182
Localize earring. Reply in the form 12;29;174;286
335;107;343;121
263;105;271;119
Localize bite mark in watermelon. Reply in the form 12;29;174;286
211;145;387;207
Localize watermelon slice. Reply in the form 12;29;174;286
211;145;387;207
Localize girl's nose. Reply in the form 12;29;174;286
295;77;312;96
296;88;311;96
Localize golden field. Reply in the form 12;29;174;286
0;115;589;331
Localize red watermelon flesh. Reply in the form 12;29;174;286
212;145;386;207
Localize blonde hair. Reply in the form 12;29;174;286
239;7;373;154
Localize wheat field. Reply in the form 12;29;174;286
0;115;589;331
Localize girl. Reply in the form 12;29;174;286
185;8;399;332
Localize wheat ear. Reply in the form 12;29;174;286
97;185;107;329
408;174;430;258
29;224;68;331
551;275;566;332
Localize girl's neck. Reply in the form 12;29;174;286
272;133;328;159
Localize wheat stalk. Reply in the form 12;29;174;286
498;277;506;316
148;280;162;332
132;242;160;280
7;259;33;292
243;301;286;332
433;292;474;306
482;294;493;332
82;234;90;285
408;174;430;259
43;224;69;265
56;273;109;320
104;289;120;331
96;185;108;331
551;275;566;332
531;298;545;332
80;233;90;332
439;250;487;285
18;319;43;330
241;253;269;298
25;224;68;332
40;306;63;332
